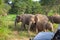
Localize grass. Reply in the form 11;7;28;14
0;14;59;40
0;14;36;40
2;14;16;21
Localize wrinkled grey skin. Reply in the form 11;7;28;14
34;14;53;33
15;14;35;34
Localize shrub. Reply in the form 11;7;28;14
0;16;11;40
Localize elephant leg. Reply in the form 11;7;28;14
43;23;47;32
43;29;47;32
50;24;54;32
35;23;38;33
48;22;54;32
15;21;16;28
14;20;18;30
20;23;25;30
50;26;54;32
36;27;38;34
28;22;32;37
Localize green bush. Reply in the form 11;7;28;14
53;23;58;29
0;0;11;16
0;16;12;40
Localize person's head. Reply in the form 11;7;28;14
51;29;60;40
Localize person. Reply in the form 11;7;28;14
29;25;60;40
51;27;60;40
33;32;54;40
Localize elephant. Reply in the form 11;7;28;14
35;14;48;24
15;14;35;33
33;14;50;33
47;15;60;24
51;29;60;40
30;23;36;32
45;22;54;32
30;14;53;33
34;21;54;33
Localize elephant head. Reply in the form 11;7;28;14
47;15;60;24
15;15;22;28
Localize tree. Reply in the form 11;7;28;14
0;0;11;16
9;0;27;14
32;2;42;14
40;0;59;15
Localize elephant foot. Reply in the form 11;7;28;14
20;27;25;31
14;27;18;31
28;30;31;37
44;29;47;32
29;37;34;40
36;28;38;34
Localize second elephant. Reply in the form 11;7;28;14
34;14;53;33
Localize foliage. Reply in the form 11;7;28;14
0;0;60;15
0;14;59;40
9;0;42;14
40;0;59;15
0;0;11;16
0;16;12;40
31;2;42;14
0;0;60;39
9;0;27;14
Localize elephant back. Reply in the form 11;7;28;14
35;14;48;23
20;14;35;25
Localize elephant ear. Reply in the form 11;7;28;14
16;15;21;20
15;15;21;22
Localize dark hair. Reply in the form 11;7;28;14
51;29;60;40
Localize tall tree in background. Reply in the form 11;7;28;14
8;0;40;14
40;0;59;15
6;0;60;15
25;0;33;14
9;0;27;14
32;2;42;14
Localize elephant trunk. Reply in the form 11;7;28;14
14;19;17;30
